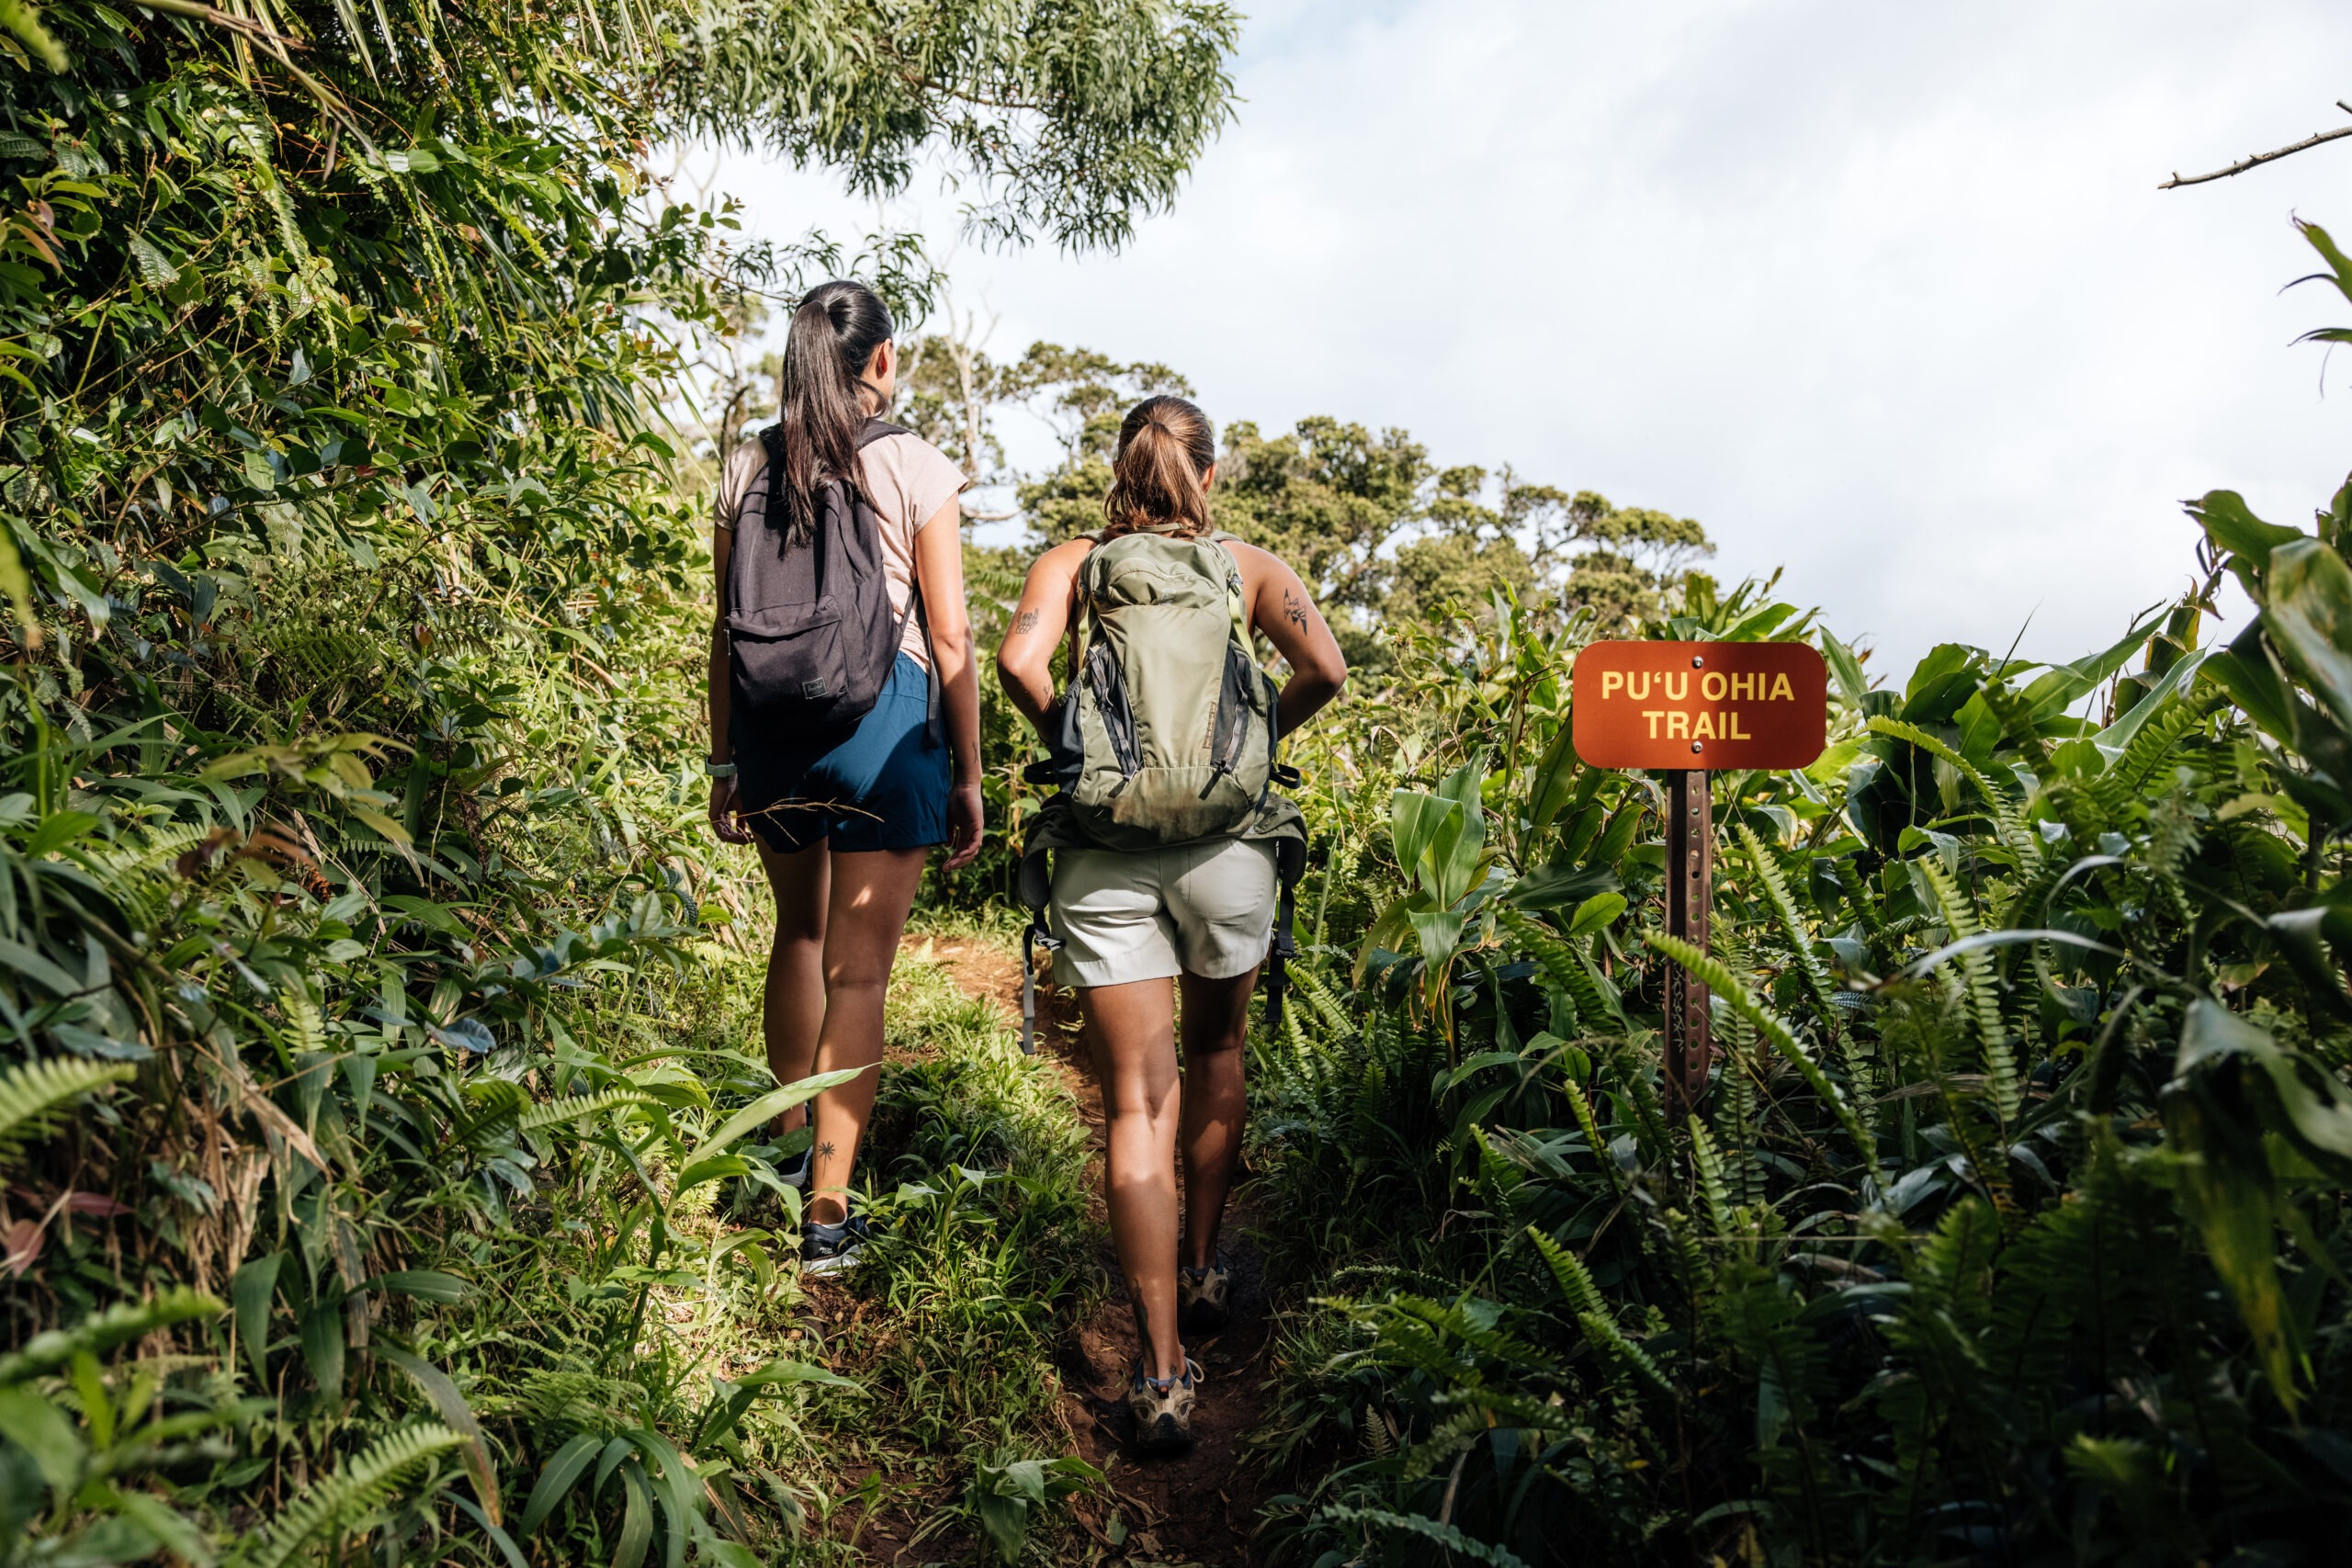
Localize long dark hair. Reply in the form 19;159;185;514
773;279;894;542
1102;395;1216;538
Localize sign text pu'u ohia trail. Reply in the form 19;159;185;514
1570;640;1827;773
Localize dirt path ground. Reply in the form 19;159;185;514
918;934;1276;1568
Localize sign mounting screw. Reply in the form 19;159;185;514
1691;741;1703;753
1691;656;1704;668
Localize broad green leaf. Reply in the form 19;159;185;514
615;1461;654;1568
380;1346;500;1525
2189;490;2307;574
231;1253;282;1382
300;1303;345;1401
674;1154;753;1193
367;1269;470;1304
1390;791;1459;889
1408;909;1466;970
1563;891;1626;939
2165;1091;2295;1414
0;1387;84;1494
521;1433;601;1534
2018;613;2164;723
2200;636;2296;745
1502;861;1619;913
1821;629;1871;710
686;1069;863;1165
2263;537;2352;736
733;1357;863;1393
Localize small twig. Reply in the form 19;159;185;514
2160;102;2352;188
1435;1447;1468;1527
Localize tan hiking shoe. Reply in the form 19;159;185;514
1178;1255;1231;1334
1126;1359;1202;1451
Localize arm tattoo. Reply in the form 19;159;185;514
814;1142;836;1161
1012;608;1040;636
1282;587;1308;631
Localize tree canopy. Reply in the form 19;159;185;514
906;330;1715;664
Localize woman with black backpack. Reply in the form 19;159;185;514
707;280;984;1273
996;396;1348;1450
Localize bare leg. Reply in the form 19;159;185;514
755;840;830;1137
1177;965;1256;1271
1080;979;1187;1382
805;848;929;1225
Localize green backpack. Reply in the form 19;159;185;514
1028;528;1279;850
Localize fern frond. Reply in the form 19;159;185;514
1288;962;1356;1041
69;823;217;929
1736;823;1839;1021
249;1424;465;1568
1560;1075;1622;1197
1360;1402;1394;1458
1867;716;2042;870
2096;695;2207;816
1388;1293;1562;1379
0;1057;137;1158
1497;908;1619;1032
1642;931;1876;1165
1525;1227;1672;1394
1313;1506;1532;1568
517;1088;655;1135
1396;1405;1487;1482
0;1287;223;1386
1689;1122;1735;1237
1914;858;2020;1124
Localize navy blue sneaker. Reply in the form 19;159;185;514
800;1207;868;1276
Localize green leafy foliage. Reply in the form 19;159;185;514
1249;250;2352;1556
0;0;1234;1559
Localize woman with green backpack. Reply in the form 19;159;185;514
996;395;1347;1450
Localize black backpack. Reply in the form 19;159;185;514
726;418;917;730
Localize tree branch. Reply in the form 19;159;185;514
2161;103;2352;188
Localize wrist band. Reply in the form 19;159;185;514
704;761;737;779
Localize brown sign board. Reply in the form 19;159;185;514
1571;640;1827;771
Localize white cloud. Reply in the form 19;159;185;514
699;0;2352;679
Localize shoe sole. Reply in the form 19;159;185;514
799;1245;863;1277
1135;1412;1194;1452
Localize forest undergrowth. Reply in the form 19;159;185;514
12;0;2352;1561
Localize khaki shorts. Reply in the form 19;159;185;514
1050;840;1279;987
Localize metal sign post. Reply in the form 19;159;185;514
1569;640;1828;1122
1662;769;1713;1120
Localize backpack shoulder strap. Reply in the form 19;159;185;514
1208;536;1252;657
1069;534;1107;671
858;418;909;448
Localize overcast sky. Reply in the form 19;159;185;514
698;0;2352;680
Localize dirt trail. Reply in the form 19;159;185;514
920;934;1277;1568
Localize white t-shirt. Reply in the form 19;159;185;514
717;430;967;670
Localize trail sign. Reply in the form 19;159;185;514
1568;640;1829;1120
1570;640;1826;771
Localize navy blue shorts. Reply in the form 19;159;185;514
731;652;948;854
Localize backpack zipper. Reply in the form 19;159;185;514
1199;644;1254;799
1085;641;1144;778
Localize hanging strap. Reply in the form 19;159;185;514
1265;876;1297;1032
1019;916;1063;1055
906;575;943;744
